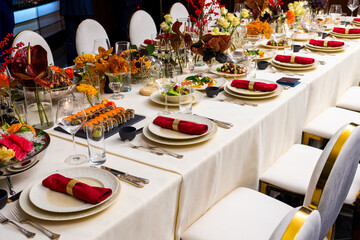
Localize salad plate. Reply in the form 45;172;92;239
182;74;226;90
210;64;247;78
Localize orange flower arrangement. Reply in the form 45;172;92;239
120;49;149;75
246;19;273;39
286;10;295;25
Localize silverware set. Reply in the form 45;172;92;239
218;98;258;107
125;139;164;155
1;210;60;239
101;166;150;188
139;139;184;158
193;114;233;129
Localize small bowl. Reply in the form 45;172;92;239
257;61;270;70
160;93;192;103
0;189;8;209
292;45;302;53
119;127;143;141
206;86;220;98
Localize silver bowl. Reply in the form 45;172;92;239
50;73;82;101
0;129;51;179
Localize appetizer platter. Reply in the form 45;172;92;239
210;63;247;78
182;74;226;90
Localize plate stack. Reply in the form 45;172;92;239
224;80;283;100
305;42;345;53
271;59;318;71
351;20;360;27
143;114;218;146
330;30;360;39
19;167;120;221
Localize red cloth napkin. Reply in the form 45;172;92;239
354;18;360;22
275;55;315;64
42;174;112;204
309;39;344;47
144;39;157;45
153;116;208;135
333;27;360;34
231;80;277;92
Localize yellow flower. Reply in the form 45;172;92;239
217;17;230;29
76;84;99;97
160;21;170;32
212;27;220;35
0;146;15;162
232;17;240;27
240;9;249;18
74;54;96;66
226;13;235;22
101;98;109;105
220;7;228;16
164;14;173;24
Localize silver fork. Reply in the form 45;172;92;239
140;139;184;159
0;213;35;238
125;140;164;155
10;208;60;239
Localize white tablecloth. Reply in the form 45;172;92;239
1;37;360;240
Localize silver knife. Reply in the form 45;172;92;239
194;114;233;128
101;166;150;184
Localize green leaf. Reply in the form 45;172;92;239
1;123;10;130
145;44;155;55
130;45;138;50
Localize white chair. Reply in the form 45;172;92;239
75;19;109;55
169;2;189;21
182;123;360;240
260;124;360;239
302;107;360;145
12;30;54;65
129;10;157;48
336;86;360;112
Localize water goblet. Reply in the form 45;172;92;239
329;5;342;25
245;35;261;78
56;97;87;165
106;73;124;99
155;76;179;115
348;0;359;17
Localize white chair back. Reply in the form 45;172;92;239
12;30;54;65
270;207;321;240
129;10;157;47
170;2;189;21
303;123;360;239
75;19;109;55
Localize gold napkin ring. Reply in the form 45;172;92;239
66;179;79;196
345;29;349;34
324;41;328;47
248;81;255;91
172;119;180;131
290;55;296;64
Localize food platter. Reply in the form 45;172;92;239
210;64;247;78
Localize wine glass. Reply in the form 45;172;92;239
271;22;285;54
329;5;342;25
155;76;179;115
234;3;246;18
348;0;359;17
107;73;124;99
56;97;87;165
245;35;261;78
93;38;110;54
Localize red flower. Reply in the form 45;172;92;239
0;73;9;89
65;68;74;78
0;134;33;159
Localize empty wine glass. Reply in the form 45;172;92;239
56;97;87;165
329;5;342;25
155;76;179;115
246;35;261;78
348;0;359;17
106;73;124;99
271;21;285;54
93;38;110;54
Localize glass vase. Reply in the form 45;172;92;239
23;86;54;130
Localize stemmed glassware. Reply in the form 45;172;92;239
56;97;87;165
348;0;359;17
329;5;342;25
107;74;124;99
155;75;179;115
245;35;261;78
271;21;286;54
93;38;110;54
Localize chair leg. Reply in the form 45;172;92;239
302;132;324;146
327;225;335;240
352;195;360;240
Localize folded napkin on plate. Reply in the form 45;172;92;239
231;79;277;92
333;27;360;34
153;116;208;135
143;39;157;45
354;18;360;22
275;55;315;64
276;77;301;87
42;174;112;204
309;39;344;47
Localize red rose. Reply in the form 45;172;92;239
65;68;74;78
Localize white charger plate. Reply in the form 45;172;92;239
271;60;318;71
143;123;217;146
330;32;360;39
210;64;247;78
305;42;344;50
305;44;345;53
224;83;283;100
227;79;277;96
148;113;214;140
28;167;119;213
150;90;204;106
272;58;315;68
19;178;120;221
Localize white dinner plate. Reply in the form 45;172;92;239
19;178;120;221
182;75;227;90
305;42;344;50
330;32;360;39
150;90;204;106
143;123;217;146
256;51;276;61
148;113;214;140
28;167;119;213
271;60;318;71
224;83;283;100
227;79;277;96
272;58;315;68
210;64;247;78
305;44;345;53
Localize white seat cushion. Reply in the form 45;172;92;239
336;87;360;112
303;107;360;139
181;187;293;240
260;144;322;195
260;144;360;205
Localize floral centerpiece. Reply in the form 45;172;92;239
288;1;306;23
246;19;273;39
76;83;99;107
160;14;174;33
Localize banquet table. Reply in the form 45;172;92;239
1;35;360;240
